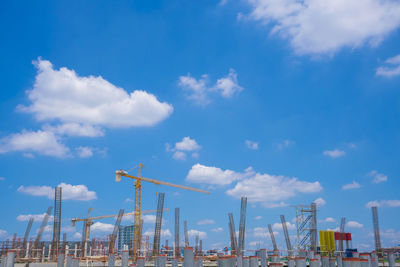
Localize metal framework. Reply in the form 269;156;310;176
280;215;293;256
21;218;34;258
174;208;180;257
268;224;278;251
153;193;165;256
228;213;238;255
295;202;318;251
238;197;247;256
184;221;189;247
371;206;381;251
52;187;62;258
109;209;124;253
339;217;346;252
33;207;52;258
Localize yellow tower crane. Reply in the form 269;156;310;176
71;207;167;256
115;163;209;260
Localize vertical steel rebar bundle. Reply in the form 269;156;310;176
238;197;247;256
310;203;318;251
109;209;124;254
228;213;237;255
153;193;165;256
280;215;292;256
339;217;346;252
33;206;53;259
268;224;278;251
184;221;189;247
52;187;62;258
21;218;34;258
174;208;180;257
371;206;381;252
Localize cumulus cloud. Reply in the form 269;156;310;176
0;230;8;238
253;227;269;238
173;151;187;160
186;164;248;186
368;170;388;184
272;222;296;231
314;197;326;207
17;182;97;201
91;222;114;232
178;69;243;105
320;217;336;223
366;200;400;208
168;137;201;160
245;140;259;150
225;168;322;207
254;216;263;220
197;219;216;225
323;149;345;158
42;123;104;137
342;181;361;190
143;229;172;238
376;54;400;77
16;213;54;222
188;229;207;239
346;221;363;228
245;0;400;55
276;139;294;150
19;58;173;128
212;227;224;232
76;146;93;158
0;130;70;158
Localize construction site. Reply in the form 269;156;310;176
0;165;399;267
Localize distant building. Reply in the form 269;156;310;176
118;225;134;251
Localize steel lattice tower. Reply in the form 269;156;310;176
153;193;165;256
238;197;247;256
52;187;62;258
371;206;381;251
174;208;180;257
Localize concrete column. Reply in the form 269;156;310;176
259;249;267;267
360;259;370;267
370;253;378;267
296;257;307;267
337;256;343;267
137;257;145;267
108;253;115;267
172;258;179;267
242;257;249;267
269;263;283;267
184;247;194;267
74;244;78;258
66;255;73;267
199;257;203;267
330;258;336;267
353;258;361;267
310;259;321;267
48;244;52;260
121;250;129;267
271;253;280;263
288;257;295;267
237;256;243;267
6;251;15;267
25;243;30;258
309;251;315;260
249;256;258;267
387;253;395;267
156;255;167;267
1;254;7;267
299;250;307;258
65;245;69;256
57;253;65;267
322;256;330;267
72;258;79;267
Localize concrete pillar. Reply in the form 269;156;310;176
330;258;336;267
6;251;15;267
66;255;73;267
1;254;7;267
156;255;167;267
25;243;30;258
65;245;69;256
388;253;395;267
242;257;249;267
249;256;258;267
299;250;307;258
260;249;267;267
370;253;378;267
271;253;280;263
121;250;129;267
137;257;145;267
288;257;295;267
360;259;370;267
296;257;307;267
172;258;179;267
108;253;115;267
74;244;78;258
322;256;330;267
353;258;361;267
184;247;194;267
72;258;79;267
269;263;283;267
57;253;65;267
237;256;243;267
309;251;315;260
337;256;343;267
310;259;321;267
198;257;203;267
48;244;52;260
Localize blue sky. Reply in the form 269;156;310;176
1;0;400;252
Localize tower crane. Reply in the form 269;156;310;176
115;163;209;260
72;207;168;256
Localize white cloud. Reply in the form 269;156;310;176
18;58;173;128
272;222;296;231
42;123;104;137
347;221;363;228
320;217;336;223
124;198;133;202
17;182;97;201
366;200;400;208
376;54;400;77
368;170;388;184
178;69;243;105
254;216;263;220
175;137;201;151
226;169;322;206
76;146;93;158
245;0;400;55
61;225;77;233
253;227;269;238
173;151;187;160
16;213;54;222
212;227;224;232
276;139;294;150
249;241;264;247
186;163;247;186
342;181;361;190
143;229;172;238
197;219;216;225
0;130;70;158
73;232;82;239
187;229;207;239
245;140;259;150
0;230;7;238
314;197;326;207
91;222;114;232
323;149;345;158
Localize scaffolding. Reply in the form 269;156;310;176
295;202;318;252
152;193;165;256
